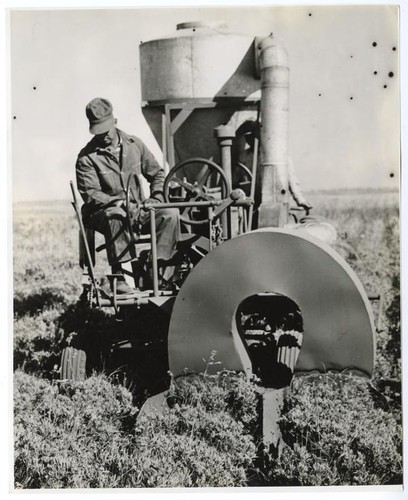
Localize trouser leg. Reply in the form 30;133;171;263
155;208;181;261
84;211;136;266
141;208;180;261
85;207;179;276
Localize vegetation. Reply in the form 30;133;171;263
14;370;257;488
13;191;401;488
266;373;402;486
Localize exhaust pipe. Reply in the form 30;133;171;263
258;34;290;228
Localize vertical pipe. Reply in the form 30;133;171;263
161;112;168;174
214;125;234;187
242;207;248;233
165;105;176;168
258;35;290;228
208;207;213;251
149;208;159;297
214;125;234;239
247;137;259;230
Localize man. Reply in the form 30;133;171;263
76;97;180;294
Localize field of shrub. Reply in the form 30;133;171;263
13;190;402;488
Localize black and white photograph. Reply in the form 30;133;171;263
7;0;403;494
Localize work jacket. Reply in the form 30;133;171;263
76;128;165;221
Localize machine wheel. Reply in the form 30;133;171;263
234;161;253;195
60;346;87;381
163;158;230;225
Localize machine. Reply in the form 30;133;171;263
62;21;375;448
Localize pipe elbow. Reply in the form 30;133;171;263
259;35;288;70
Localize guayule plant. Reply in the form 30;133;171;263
264;373;402;486
14;371;257;488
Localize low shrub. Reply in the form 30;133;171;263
14;370;258;488
14;371;138;488
263;373;402;486
14;308;62;376
14;369;403;488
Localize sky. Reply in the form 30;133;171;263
8;3;401;202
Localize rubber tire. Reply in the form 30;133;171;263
60;346;87;381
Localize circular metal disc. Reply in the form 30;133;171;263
168;228;375;378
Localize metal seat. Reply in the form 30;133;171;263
70;181;153;306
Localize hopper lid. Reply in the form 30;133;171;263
176;21;228;31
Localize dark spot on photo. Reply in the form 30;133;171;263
383;85;388;89
392;47;397;51
374;71;378;75
281;189;286;195
388;72;394;78
372;42;377;47
390;173;394;178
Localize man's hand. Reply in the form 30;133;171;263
143;197;161;208
127;201;141;227
135;198;160;227
105;202;126;219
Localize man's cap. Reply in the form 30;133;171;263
86;98;115;135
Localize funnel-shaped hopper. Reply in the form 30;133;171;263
139;22;262;167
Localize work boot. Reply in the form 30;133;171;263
109;274;138;296
116;278;138;295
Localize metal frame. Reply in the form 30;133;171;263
148;98;261;169
71;182;252;308
147;198;252;297
150;99;262;235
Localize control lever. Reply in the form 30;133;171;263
213;188;246;220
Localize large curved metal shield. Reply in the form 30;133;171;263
168;228;375;378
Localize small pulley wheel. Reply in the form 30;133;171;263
164;158;230;225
